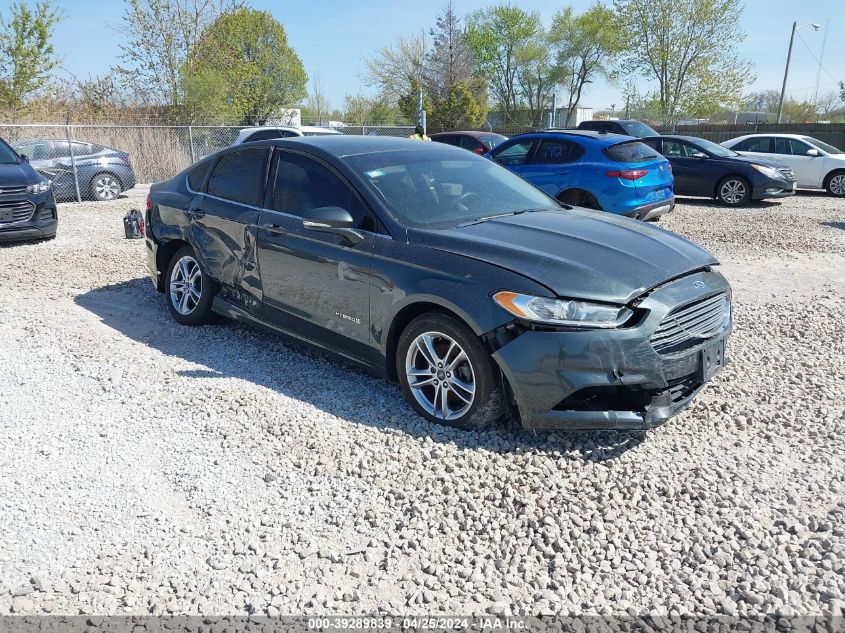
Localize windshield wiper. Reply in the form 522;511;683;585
457;207;556;228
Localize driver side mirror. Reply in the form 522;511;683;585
302;206;363;244
19;153;29;162
806;148;820;157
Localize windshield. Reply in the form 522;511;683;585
694;138;738;157
348;149;558;228
802;136;843;154
0;139;20;165
622;121;659;137
479;134;507;150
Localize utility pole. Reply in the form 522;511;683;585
778;21;822;123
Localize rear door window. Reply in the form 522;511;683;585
491;140;536;166
186;161;210;191
604;141;659;163
459;136;484;152
532;140;583;164
207;147;269;206
738;137;772;153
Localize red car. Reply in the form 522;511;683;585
430;131;508;154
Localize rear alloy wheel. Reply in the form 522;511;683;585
826;172;845;197
397;314;505;430
166;246;215;325
91;173;122;201
717;177;750;206
558;189;602;210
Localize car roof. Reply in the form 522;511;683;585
512;129;635;145
728;133;809;141
656;135;710;143
431;131;506;138
247;135;466;158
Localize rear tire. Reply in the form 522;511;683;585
396;313;505;430
165;246;216;326
558;189;602;210
825;170;845;197
716;176;750;206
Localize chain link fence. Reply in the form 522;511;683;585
0;123;415;201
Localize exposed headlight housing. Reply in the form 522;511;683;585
751;164;783;180
26;180;51;193
493;291;633;329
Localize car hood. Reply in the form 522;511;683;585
724;154;792;170
408;208;718;304
0;162;38;187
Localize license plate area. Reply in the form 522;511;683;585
0;209;12;223
699;338;726;382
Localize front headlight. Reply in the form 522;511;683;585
751;164;783;180
493;291;633;328
26;180;51;193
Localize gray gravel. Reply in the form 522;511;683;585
0;188;843;617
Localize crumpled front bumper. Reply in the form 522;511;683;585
492;269;731;431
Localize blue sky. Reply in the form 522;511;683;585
47;0;845;112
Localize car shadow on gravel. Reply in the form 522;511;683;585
673;196;780;209
75;279;647;461
821;221;845;232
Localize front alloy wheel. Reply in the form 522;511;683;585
827;173;845;197
165;246;215;325
717;177;749;206
405;332;476;421
396;314;505;430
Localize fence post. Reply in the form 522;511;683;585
66;112;82;203
362;125;367;136
188;125;196;163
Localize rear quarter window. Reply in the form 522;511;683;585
604;141;659;163
186;161;210;191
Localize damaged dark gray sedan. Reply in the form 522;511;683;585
145;136;731;431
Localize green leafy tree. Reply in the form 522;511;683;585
514;36;557;127
550;4;624;125
465;5;542;123
398;77;433;124
615;0;752;124
182;8;307;125
343;93;398;125
0;1;61;121
433;80;487;129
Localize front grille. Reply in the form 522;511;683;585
667;374;702;405
0;185;27;195
651;292;728;354
0;199;36;224
776;166;795;181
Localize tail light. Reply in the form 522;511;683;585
123;154;133;168
473;147;486;155
606;169;649;181
146;193;153;210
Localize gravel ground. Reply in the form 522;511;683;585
0;188;843;618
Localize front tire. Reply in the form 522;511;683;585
396;314;505;430
716;176;750;206
91;173;123;201
165;246;215;325
825;170;845;197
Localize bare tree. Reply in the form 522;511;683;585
114;0;238;110
363;30;428;103
306;73;331;123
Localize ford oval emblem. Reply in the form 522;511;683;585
693;280;705;289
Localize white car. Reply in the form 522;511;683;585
232;125;341;146
721;134;845;197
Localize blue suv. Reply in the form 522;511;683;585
486;130;674;220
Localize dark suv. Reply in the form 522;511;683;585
0;137;58;243
14;139;136;201
577;119;659;137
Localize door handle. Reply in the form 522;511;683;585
556;170;570;175
186;209;204;219
263;223;287;235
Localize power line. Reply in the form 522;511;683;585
795;31;839;85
